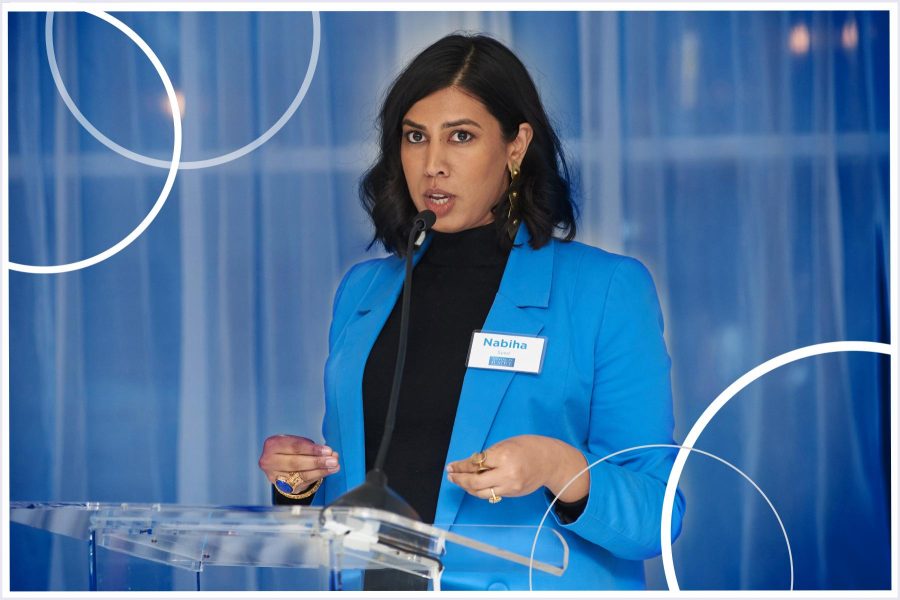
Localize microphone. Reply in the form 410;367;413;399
326;210;437;520
412;209;437;233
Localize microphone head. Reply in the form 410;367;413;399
413;210;437;232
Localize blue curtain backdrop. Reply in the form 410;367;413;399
8;11;890;591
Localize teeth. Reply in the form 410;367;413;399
428;194;450;205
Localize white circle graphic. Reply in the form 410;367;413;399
660;341;891;591
528;444;793;591
10;11;182;274
43;11;321;170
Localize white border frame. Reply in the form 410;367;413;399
0;2;895;599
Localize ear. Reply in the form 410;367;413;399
507;123;534;168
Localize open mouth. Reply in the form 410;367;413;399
424;189;455;215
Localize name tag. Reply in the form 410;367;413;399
467;331;546;374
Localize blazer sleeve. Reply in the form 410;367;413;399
550;255;686;560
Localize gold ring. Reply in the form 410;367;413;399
276;472;305;495
489;488;502;504
274;477;323;500
471;451;490;473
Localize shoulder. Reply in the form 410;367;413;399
548;238;663;337
339;255;393;292
327;254;400;346
551;238;656;294
545;239;667;351
332;255;397;312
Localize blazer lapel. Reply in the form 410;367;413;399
434;226;555;526
333;238;432;491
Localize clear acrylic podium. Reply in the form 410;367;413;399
11;502;568;591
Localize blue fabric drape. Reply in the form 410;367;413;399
8;11;890;590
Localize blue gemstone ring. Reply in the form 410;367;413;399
276;472;304;495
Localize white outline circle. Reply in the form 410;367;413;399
528;444;793;591
660;341;891;591
43;11;320;170
10;11;182;274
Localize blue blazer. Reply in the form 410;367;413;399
315;225;686;590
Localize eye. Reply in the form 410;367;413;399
451;130;473;143
405;130;425;144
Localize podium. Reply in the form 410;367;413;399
10;502;568;591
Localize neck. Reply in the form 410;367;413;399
424;223;510;267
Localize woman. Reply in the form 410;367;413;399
258;33;685;590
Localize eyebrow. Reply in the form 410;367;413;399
402;118;483;130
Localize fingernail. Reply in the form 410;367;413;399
446;464;454;473
325;457;338;467
320;446;332;455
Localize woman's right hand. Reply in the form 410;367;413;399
258;434;341;492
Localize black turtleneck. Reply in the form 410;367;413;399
362;223;510;524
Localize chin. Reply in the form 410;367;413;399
430;217;473;234
430;216;494;234
431;223;460;233
426;214;453;232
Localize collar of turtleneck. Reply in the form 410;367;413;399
420;222;512;268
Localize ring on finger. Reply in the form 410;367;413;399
488;488;502;504
276;471;305;495
471;451;490;473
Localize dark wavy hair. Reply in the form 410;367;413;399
360;33;576;255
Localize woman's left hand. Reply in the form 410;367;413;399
445;434;589;503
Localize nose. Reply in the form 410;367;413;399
424;143;448;178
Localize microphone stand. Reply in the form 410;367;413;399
325;210;437;520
